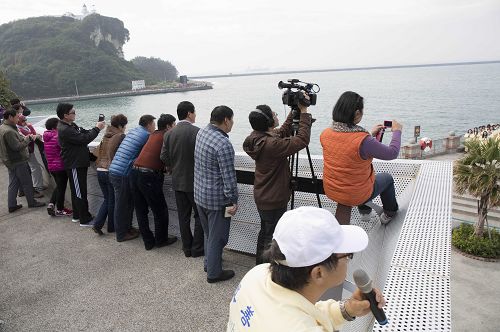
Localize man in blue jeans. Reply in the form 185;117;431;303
109;115;155;242
194;106;238;283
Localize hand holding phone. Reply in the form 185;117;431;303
375;128;385;142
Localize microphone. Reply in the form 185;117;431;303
353;269;388;325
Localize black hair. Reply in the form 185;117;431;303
10;98;20;105
139;114;156;127
12;104;22;112
158;114;176;130
249;105;274;131
45;117;59;130
56;103;74;119
332;91;364;126
110;114;128;128
177;101;194;120
210;105;233;124
3;108;17;120
263;240;339;291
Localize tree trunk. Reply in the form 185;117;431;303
474;196;488;238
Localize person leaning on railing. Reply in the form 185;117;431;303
91;114;128;236
320;91;402;224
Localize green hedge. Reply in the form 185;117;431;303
452;224;500;259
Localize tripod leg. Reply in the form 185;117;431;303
304;145;322;208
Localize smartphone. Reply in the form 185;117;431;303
384;120;392;128
224;206;232;218
376;128;385;142
98;114;105;122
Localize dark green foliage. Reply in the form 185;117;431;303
0;14;145;99
452;224;500;258
0;70;18;107
132;56;178;85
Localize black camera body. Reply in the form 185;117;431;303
278;79;319;108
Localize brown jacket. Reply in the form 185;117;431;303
134;130;166;171
94;125;124;170
243;112;312;210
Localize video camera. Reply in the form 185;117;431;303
278;79;320;108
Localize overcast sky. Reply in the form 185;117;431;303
1;0;499;76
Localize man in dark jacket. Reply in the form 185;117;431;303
242;103;311;264
161;101;204;258
0;109;45;212
57;103;105;226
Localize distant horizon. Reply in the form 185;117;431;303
188;59;500;79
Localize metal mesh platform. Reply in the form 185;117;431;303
86;153;452;332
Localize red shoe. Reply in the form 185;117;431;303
62;208;73;215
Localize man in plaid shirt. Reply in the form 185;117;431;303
194;105;238;283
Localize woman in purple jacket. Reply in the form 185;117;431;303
43;118;72;217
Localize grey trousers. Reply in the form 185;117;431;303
197;205;231;279
27;152;44;188
8;162;36;208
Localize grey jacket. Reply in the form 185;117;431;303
0;121;30;168
160;121;199;192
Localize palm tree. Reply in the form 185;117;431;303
454;136;500;237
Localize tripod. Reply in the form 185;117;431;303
289;106;322;209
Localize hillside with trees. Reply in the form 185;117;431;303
132;57;178;84
0;70;18;107
0;14;178;99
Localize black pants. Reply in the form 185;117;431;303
67;167;92;223
175;191;204;255
130;169;169;247
50;170;68;210
256;207;287;265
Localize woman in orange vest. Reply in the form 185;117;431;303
320;91;402;224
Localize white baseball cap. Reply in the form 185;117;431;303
272;206;369;267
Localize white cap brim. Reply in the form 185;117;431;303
335;225;369;254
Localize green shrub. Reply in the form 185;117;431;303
452;224;500;258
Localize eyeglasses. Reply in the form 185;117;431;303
68;110;76;115
337;253;354;261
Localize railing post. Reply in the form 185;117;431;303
402;141;422;159
445;131;461;151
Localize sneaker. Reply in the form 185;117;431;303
47;203;55;216
71;218;80;223
33;191;44;199
80;220;94;227
380;213;394;225
207;269;235;283
55;209;72;217
62;208;73;215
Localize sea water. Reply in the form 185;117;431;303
29;63;500;155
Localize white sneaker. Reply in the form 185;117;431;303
380;213;394;225
72;218;80;223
